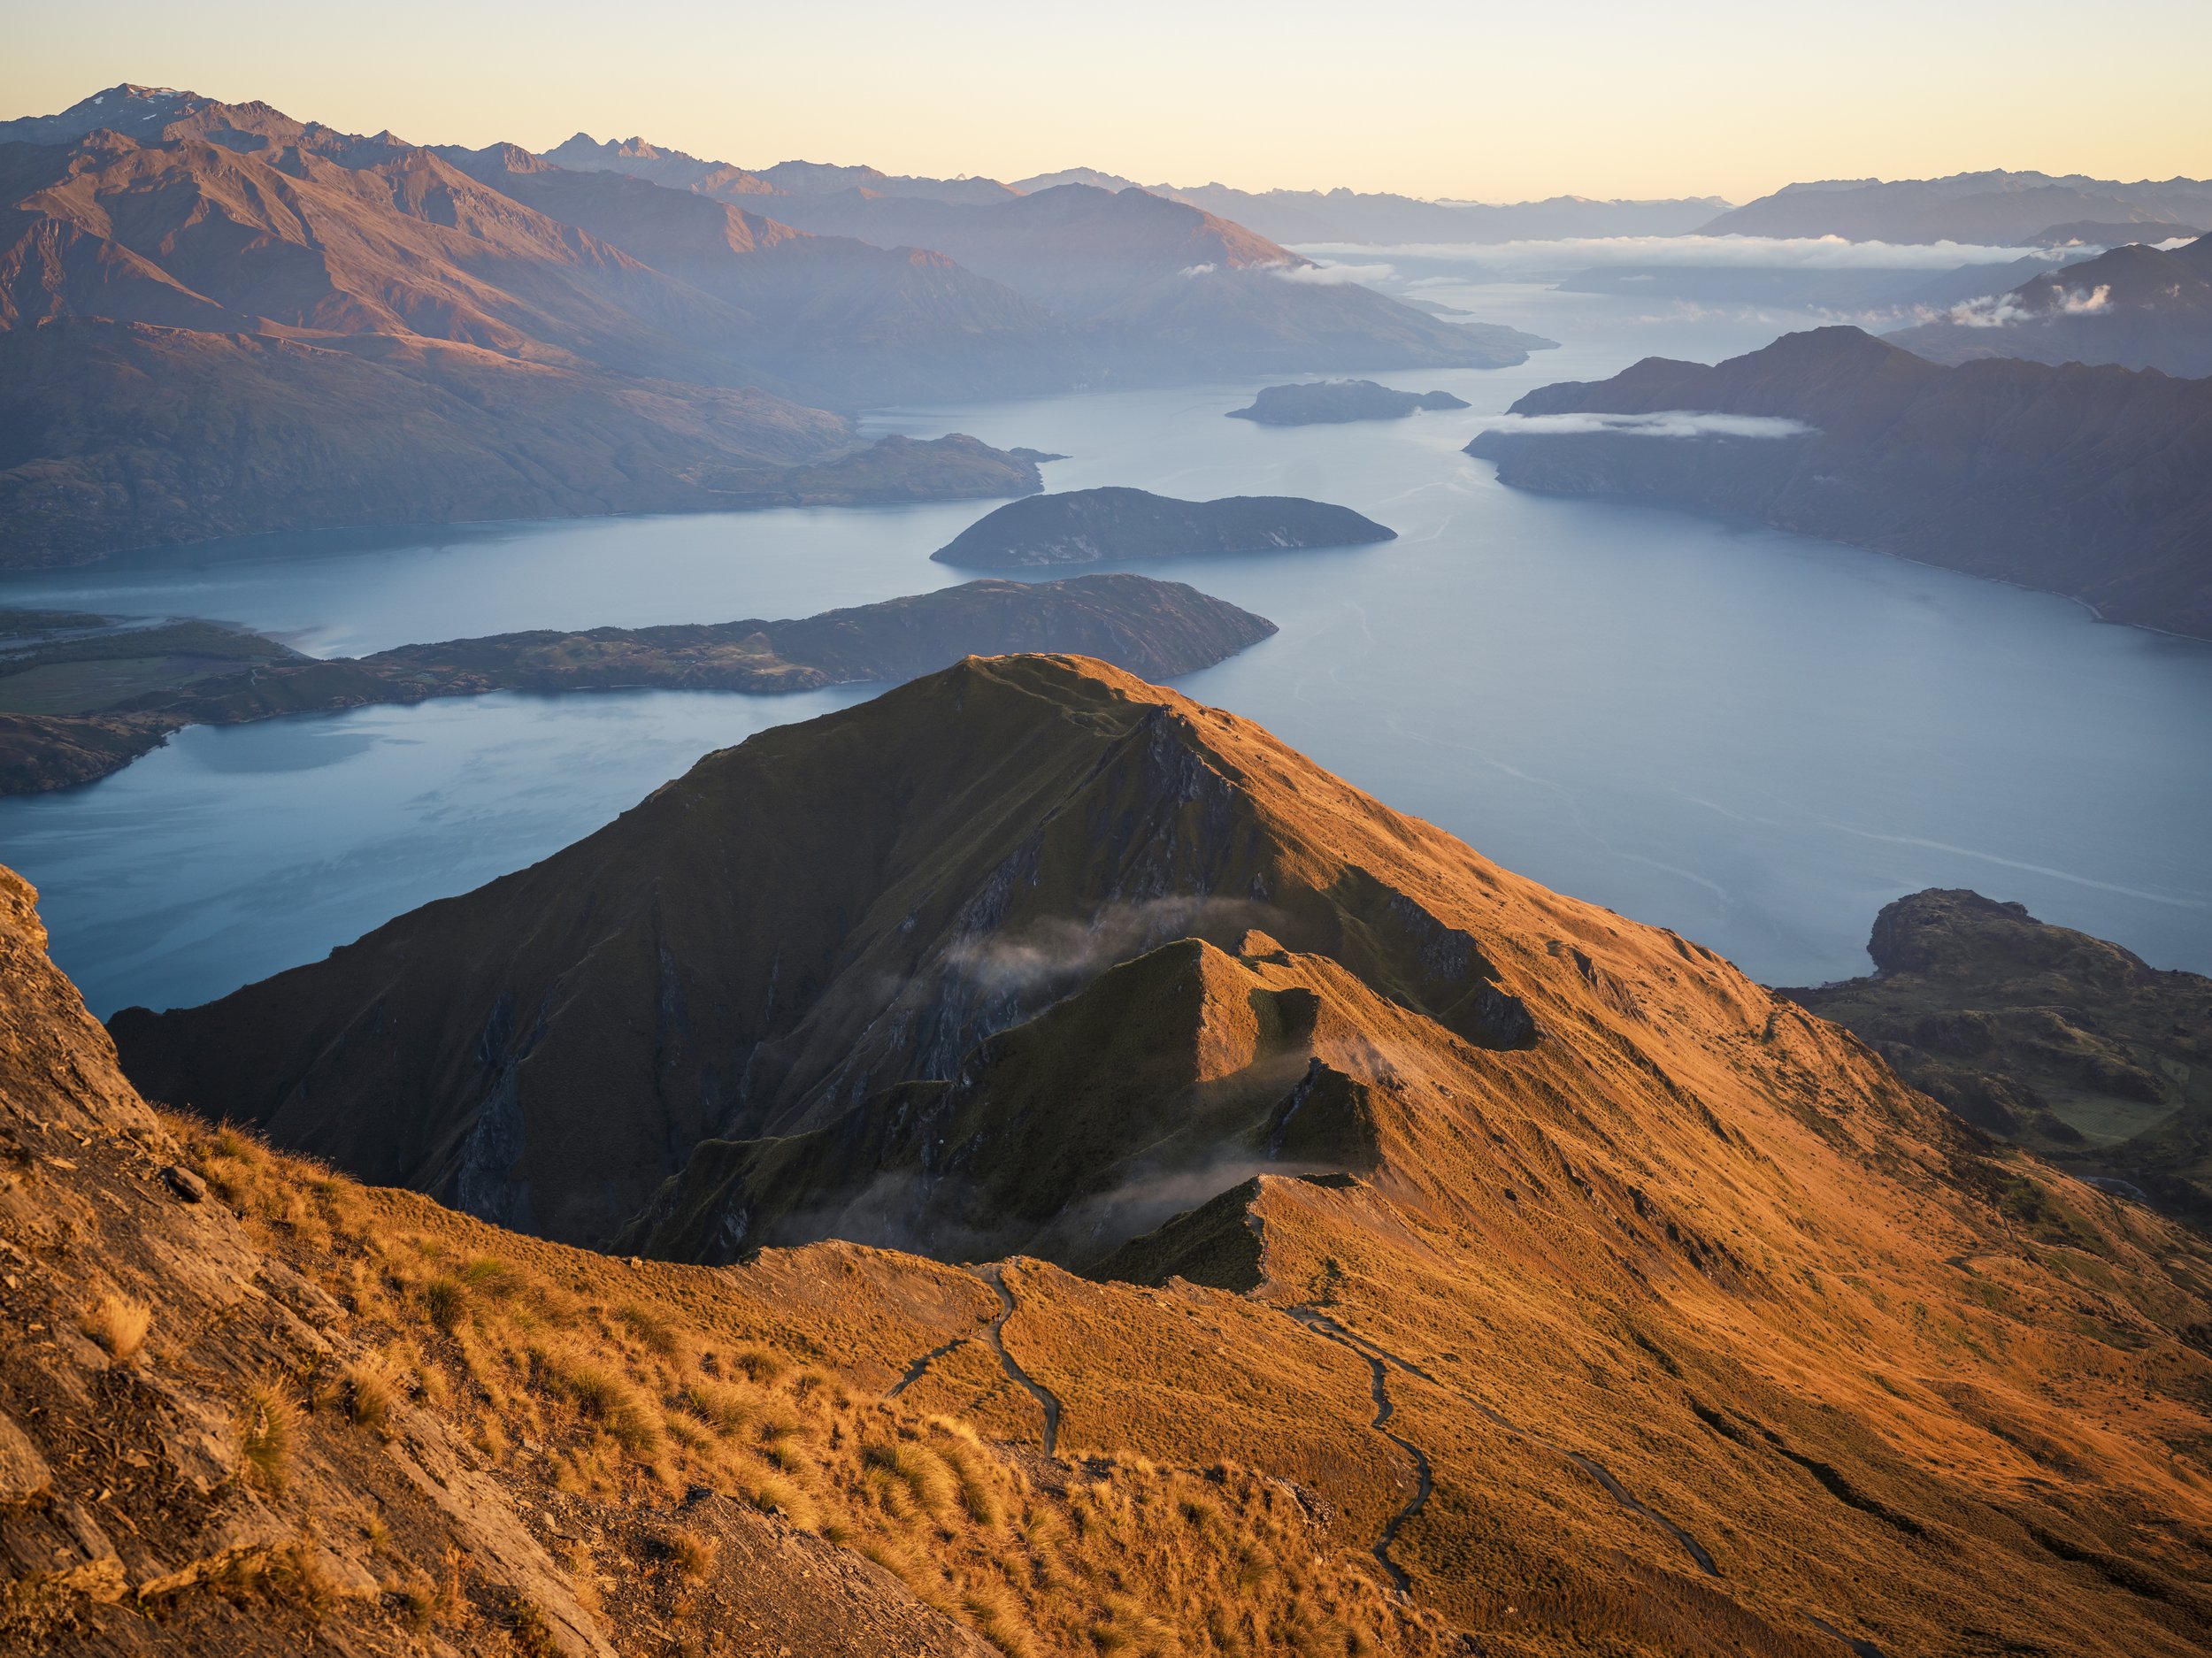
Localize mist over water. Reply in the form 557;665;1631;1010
4;282;2208;1016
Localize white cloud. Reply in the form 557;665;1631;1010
1297;234;2078;273
1266;258;1396;285
1942;281;2110;327
1179;262;1217;277
1476;411;1814;440
1945;293;2033;328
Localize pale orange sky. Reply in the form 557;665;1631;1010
6;0;2208;203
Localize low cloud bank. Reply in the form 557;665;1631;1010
1267;258;1396;286
949;896;1284;996
1941;283;2113;328
1476;411;1814;440
1301;234;2076;273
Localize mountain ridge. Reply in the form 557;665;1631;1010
93;650;2212;1655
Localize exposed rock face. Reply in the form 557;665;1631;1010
1465;326;2212;637
0;574;1271;794
1227;380;1471;425
932;487;1397;568
1779;888;2212;1220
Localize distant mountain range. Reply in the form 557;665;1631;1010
1887;234;2212;378
1465;326;2212;638
1702;169;2212;245
1007;172;1732;244
0;85;1548;563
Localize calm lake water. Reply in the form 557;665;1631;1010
5;283;2209;1016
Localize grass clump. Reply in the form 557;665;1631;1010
660;1525;717;1582
238;1382;295;1493
82;1292;150;1363
344;1355;399;1432
422;1275;465;1332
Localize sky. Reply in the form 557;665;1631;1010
5;0;2208;203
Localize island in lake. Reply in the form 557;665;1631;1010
1226;380;1471;425
930;486;1396;568
0;574;1275;794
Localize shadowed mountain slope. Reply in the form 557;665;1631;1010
1465;326;2212;637
1887;234;2212;378
0;92;1056;563
436;143;1088;403
733;181;1552;371
2;866;1431;1657
93;654;2212;1655
1781;889;2212;1224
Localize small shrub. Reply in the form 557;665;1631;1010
82;1293;150;1363
462;1257;518;1296
399;1571;437;1634
273;1538;338;1620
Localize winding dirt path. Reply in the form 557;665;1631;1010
1283;1307;1718;1579
972;1265;1063;1456
1288;1308;1432;1593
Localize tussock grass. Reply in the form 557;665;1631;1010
82;1292;150;1363
422;1275;465;1332
238;1381;295;1493
343;1355;398;1432
660;1525;717;1581
169;1110;1439;1658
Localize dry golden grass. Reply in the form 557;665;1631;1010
342;1355;397;1433
169;1114;1443;1658
238;1380;295;1494
81;1291;150;1363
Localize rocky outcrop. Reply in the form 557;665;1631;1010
1779;888;2212;1221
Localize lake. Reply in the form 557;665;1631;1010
4;281;2209;1017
